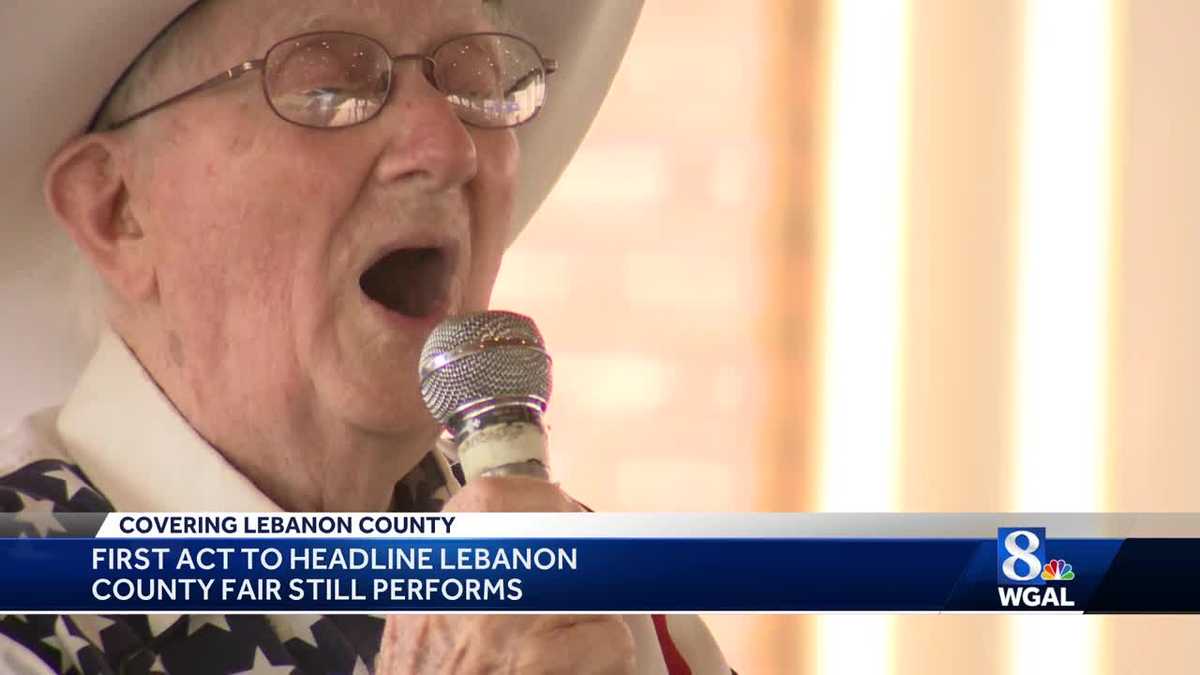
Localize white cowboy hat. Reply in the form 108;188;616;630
0;0;642;425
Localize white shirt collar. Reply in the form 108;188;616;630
55;331;281;512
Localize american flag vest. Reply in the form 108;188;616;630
0;413;731;675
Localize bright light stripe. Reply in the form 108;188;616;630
1012;0;1114;511
1011;618;1102;675
816;615;896;675
814;0;909;671
816;0;909;512
1011;1;1115;674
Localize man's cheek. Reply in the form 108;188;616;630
471;131;519;244
476;128;519;178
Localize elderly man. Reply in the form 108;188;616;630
0;0;729;673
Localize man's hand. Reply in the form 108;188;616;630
375;477;637;674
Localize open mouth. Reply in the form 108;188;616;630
359;247;452;318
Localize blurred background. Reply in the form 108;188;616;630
491;0;1200;672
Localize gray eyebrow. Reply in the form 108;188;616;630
297;12;336;31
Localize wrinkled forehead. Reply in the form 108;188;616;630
211;0;499;55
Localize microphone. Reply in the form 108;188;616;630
418;310;552;482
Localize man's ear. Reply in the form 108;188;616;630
44;134;156;302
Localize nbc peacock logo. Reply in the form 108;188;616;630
1041;559;1075;582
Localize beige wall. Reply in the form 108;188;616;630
494;0;1200;672
901;0;1020;514
895;2;1021;672
1112;0;1200;512
1108;0;1200;669
491;0;772;670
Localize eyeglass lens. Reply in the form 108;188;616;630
263;32;547;129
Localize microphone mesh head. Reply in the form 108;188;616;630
419;310;551;424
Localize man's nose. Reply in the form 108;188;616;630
371;67;478;191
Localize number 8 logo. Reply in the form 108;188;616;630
1002;530;1043;581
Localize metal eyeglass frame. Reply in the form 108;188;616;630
100;30;559;131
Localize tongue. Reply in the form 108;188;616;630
359;248;448;317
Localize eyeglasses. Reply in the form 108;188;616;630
103;31;558;131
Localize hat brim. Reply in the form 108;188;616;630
0;0;641;424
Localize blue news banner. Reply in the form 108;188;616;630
1;513;1199;613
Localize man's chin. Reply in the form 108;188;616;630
340;385;440;437
308;350;432;429
343;396;441;439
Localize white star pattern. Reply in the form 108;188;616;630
186;614;231;636
233;646;293;674
148;614;184;636
71;615;115;651
38;635;71;674
42;618;91;673
43;467;93;501
0;439;486;674
270;614;321;647
13;491;66;536
0;446;481;675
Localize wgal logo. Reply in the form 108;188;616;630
996;527;1075;608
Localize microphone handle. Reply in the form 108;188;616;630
457;418;550;482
